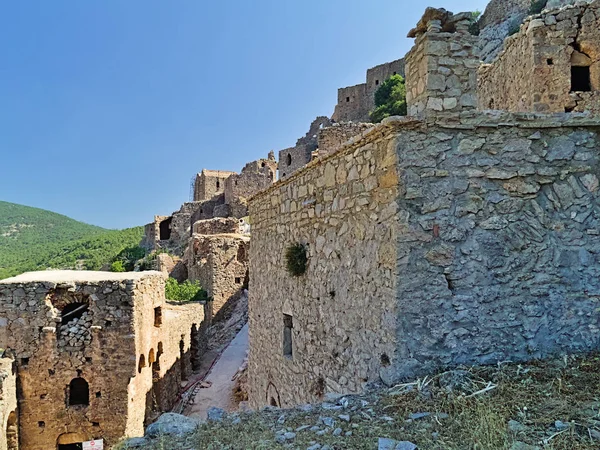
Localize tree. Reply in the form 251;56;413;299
370;75;407;123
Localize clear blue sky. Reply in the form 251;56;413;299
0;0;488;229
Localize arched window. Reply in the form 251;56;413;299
216;180;220;189
286;154;292;166
68;378;89;406
138;354;146;373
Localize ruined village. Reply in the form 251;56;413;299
1;0;600;448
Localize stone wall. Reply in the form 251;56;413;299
478;1;600;114
278;117;332;179
193;170;236;202
188;234;250;314
0;358;17;450
405;10;479;117
332;59;406;123
0;271;203;449
193;217;243;236
224;158;277;213
317;123;374;158
331;84;369;123
248;109;600;409
140;215;169;251
248;122;403;408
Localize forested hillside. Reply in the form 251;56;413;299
0;201;144;279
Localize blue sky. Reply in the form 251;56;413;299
0;0;488;229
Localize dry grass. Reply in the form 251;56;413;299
130;353;600;450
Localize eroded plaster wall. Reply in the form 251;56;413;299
0;358;17;450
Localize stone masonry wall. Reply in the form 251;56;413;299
193;217;243;236
405;12;479;118
478;1;600;114
188;234;250;314
389;112;600;380
248;122;403;409
224;158;277;208
0;271;203;449
317;123;374;158
331;84;369;123
194;170;236;202
0;358;17;450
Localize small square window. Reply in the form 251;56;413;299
375;79;379;85
571;66;591;92
235;277;241;284
547;58;553;65
346;97;350;102
38;421;45;428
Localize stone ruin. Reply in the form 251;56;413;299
246;5;600;409
0;271;204;449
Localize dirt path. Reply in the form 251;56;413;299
186;323;248;420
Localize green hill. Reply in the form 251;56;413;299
0;201;144;279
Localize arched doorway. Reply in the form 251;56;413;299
266;382;281;408
57;432;86;450
6;411;18;450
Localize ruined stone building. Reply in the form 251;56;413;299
0;271;203;449
331;59;406;123
479;1;600;113
141;154;275;254
247;6;600;409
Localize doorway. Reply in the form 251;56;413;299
58;445;82;450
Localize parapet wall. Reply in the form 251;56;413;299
478;1;600;114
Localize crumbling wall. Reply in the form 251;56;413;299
141;216;169;251
0;358;17;450
405;10;479;117
331;84;369;123
193;217;243;236
188;234;249;315
278;117;332;179
317;123;373;158
479;1;600;113
331;59;406;123
248;123;402;409
0;271;203;449
224;158;277;210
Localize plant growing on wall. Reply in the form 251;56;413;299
370;75;407;123
165;278;208;302
469;10;481;36
285;243;307;277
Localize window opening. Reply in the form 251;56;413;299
216;180;220;190
286;154;292;166
346;97;350;102
159;217;172;240
6;411;18;450
154;307;162;327
283;314;293;358
138;354;146;373
68;378;89;406
61;302;89;326
571;66;591;92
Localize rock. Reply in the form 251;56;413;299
146;413;199;437
339;414;351;422
307;445;322;450
296;425;311;432
207;407;226;422
321;416;335;427
508;419;527;433
554;420;569;430
122;437;148;448
378;438;418;450
276;431;296;443
509;442;540;450
439;370;472;392
333;427;342;436
409;412;431;420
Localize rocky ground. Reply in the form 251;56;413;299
118;353;600;450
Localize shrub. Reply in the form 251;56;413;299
164;278;207;302
529;0;548;15
370;75;407;123
110;260;126;272
112;245;146;272
285;243;307;277
469;10;481;36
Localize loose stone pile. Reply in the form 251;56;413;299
58;310;93;351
